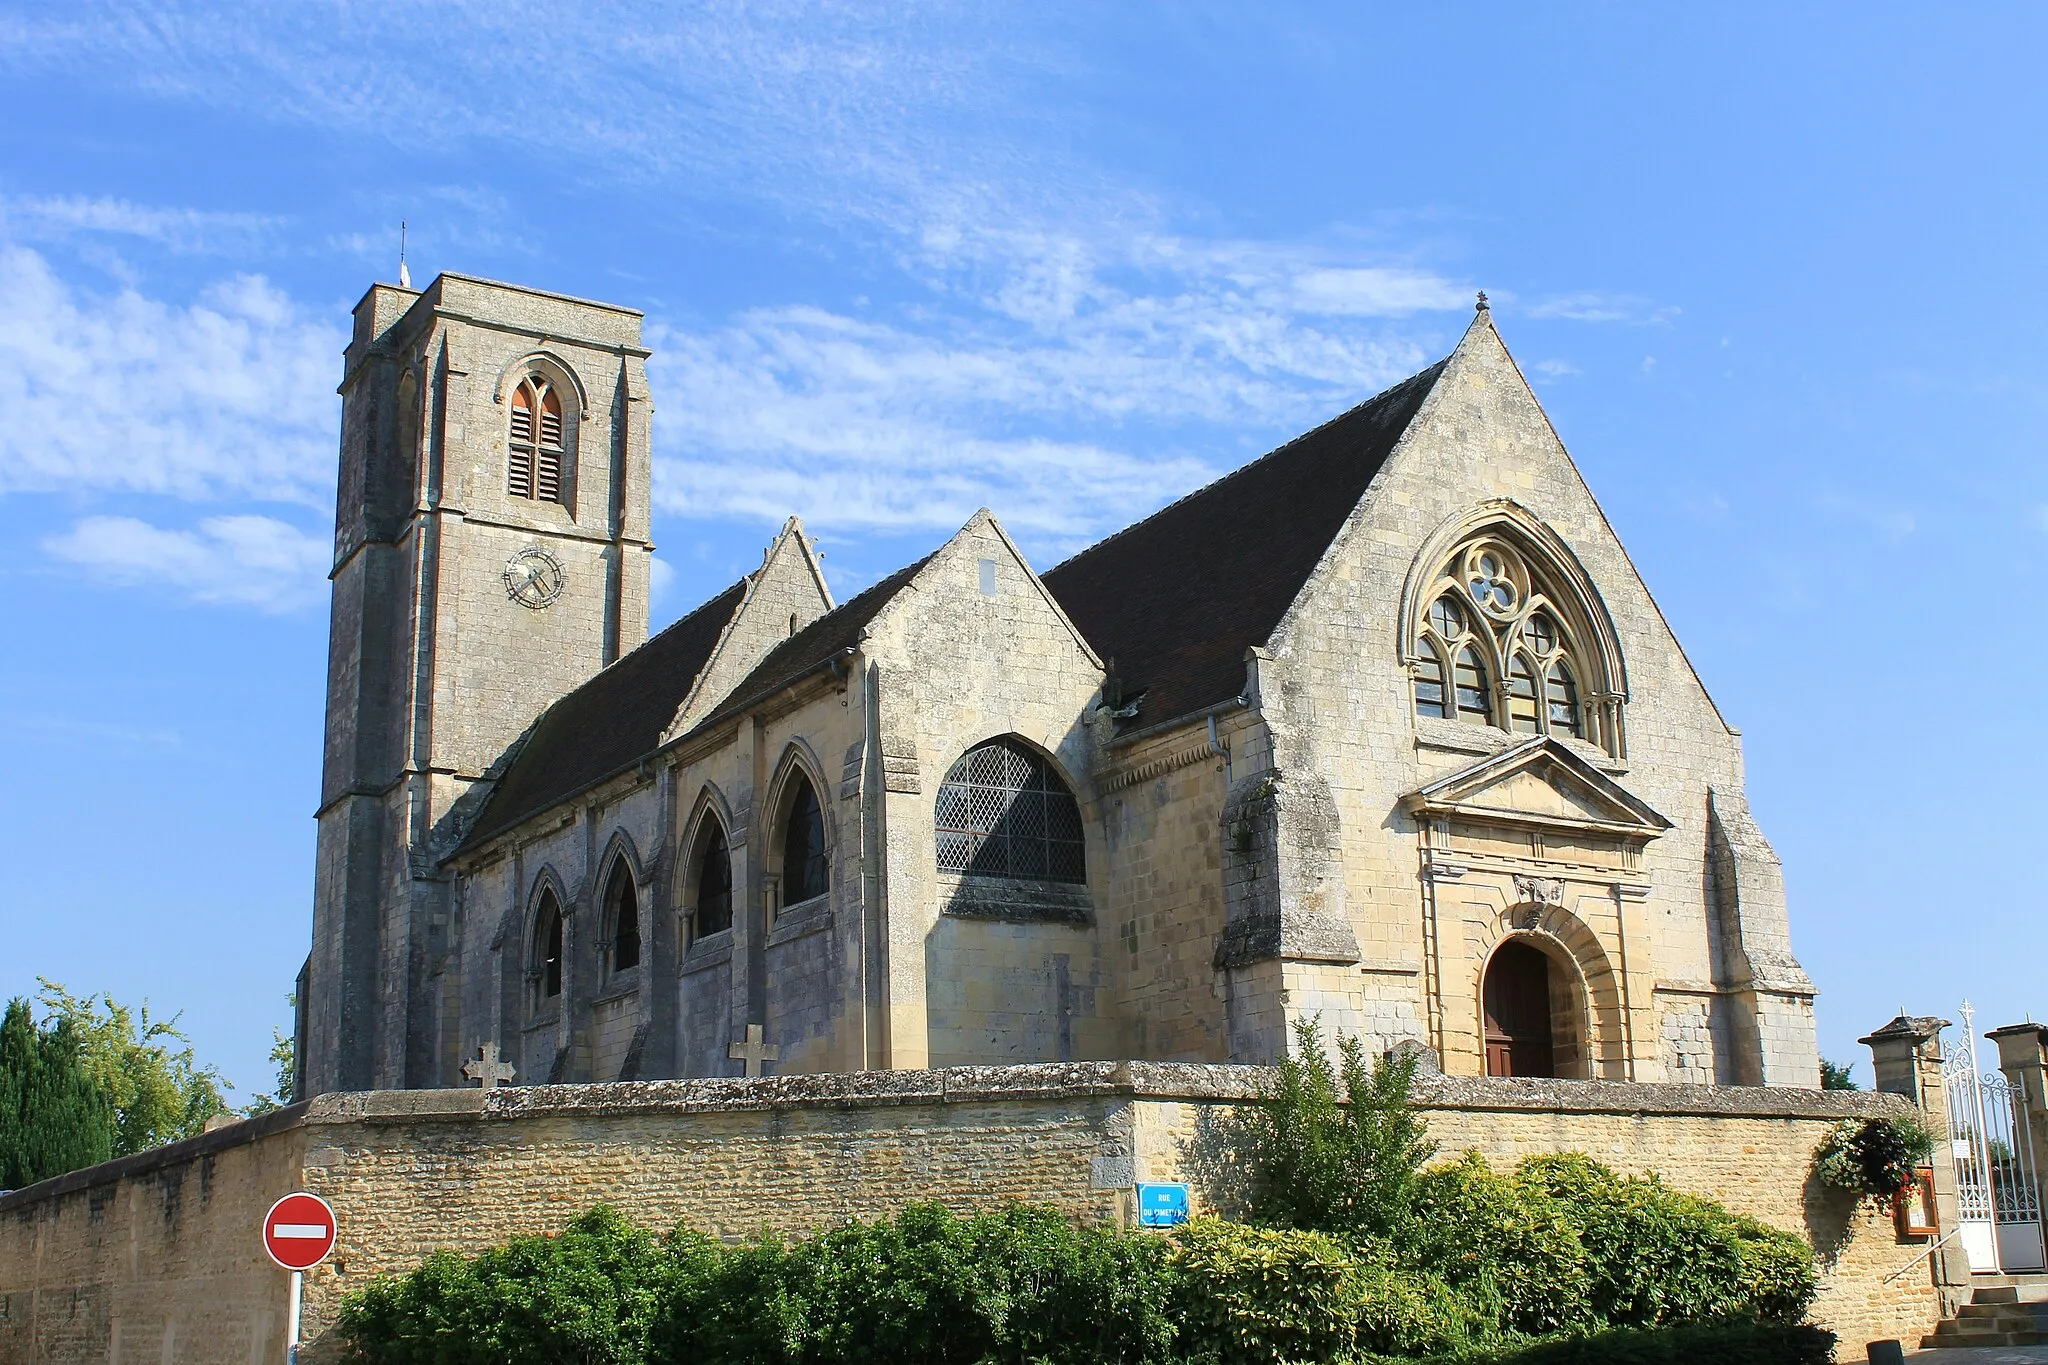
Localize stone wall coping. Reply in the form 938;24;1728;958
0;1101;310;1216
0;1064;1910;1215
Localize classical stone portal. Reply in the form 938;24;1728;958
299;274;1818;1097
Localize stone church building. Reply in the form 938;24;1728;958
299;273;1820;1098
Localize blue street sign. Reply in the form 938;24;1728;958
1136;1182;1190;1228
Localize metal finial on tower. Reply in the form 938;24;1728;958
398;221;412;289
1475;290;1489;312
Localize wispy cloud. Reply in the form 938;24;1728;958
0;713;182;751
43;513;329;610
1528;358;1580;379
0;194;278;253
1523;292;1680;326
650;230;1459;548
0;245;342;504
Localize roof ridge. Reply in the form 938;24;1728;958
1046;357;1450;577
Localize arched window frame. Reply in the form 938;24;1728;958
1400;505;1628;756
934;736;1088;885
768;752;830;918
497;355;584;510
527;880;567;1014
677;796;736;950
597;836;643;978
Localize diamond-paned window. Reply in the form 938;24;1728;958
934;739;1085;884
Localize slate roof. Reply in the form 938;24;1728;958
453;356;1447;854
457;578;749;852
453;557;932;858
1041;358;1447;731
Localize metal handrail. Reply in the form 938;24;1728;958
1882;1226;1963;1285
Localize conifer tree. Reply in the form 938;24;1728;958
0;997;114;1190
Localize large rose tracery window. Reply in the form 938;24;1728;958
1414;537;1586;741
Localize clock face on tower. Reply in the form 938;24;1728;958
503;546;566;610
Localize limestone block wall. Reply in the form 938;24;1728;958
1264;316;1816;1086
1;1069;1938;1364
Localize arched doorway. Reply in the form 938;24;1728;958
1483;940;1557;1077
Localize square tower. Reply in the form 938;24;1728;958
304;274;654;1094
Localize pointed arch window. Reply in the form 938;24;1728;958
693;822;733;939
507;374;566;503
1412;536;1592;743
778;773;828;907
531;889;564;1006
935;739;1086;884
603;859;640;973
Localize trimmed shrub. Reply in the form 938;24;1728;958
1375;1318;1836;1365
336;1205;680;1365
1168;1219;1362;1364
1403;1153;1596;1337
653;1202;1177;1365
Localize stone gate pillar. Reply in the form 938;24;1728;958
1861;1014;1964;1290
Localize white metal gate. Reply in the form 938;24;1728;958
1944;1004;2046;1273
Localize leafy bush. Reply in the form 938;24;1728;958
1403;1153;1595;1337
337;1206;681;1365
658;1202;1177;1365
1398;1154;1817;1338
1374;1318;1836;1365
1813;1114;1933;1203
1221;1018;1437;1241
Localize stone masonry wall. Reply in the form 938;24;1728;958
1;1069;1936;1364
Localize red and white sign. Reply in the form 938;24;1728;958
262;1192;338;1272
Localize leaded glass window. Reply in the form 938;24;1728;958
779;774;828;906
934;739;1085;884
1413;536;1597;744
694;824;732;937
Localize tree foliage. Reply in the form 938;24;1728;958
35;979;233;1155
0;996;114;1189
1226;1018;1438;1240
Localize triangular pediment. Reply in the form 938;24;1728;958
1401;737;1670;839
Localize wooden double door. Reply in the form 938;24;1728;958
1483;940;1557;1078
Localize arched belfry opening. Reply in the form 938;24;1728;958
1483;939;1561;1078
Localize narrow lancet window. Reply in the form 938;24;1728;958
604;861;639;972
695;825;732;938
779;774;828;906
533;890;564;1004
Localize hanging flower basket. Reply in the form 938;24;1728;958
1814;1115;1935;1206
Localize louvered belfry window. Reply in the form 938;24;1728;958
507;375;565;502
934;739;1086;884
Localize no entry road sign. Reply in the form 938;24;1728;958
262;1192;337;1272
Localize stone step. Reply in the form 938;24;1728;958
1922;1330;2048;1348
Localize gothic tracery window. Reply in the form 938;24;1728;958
934;739;1086;884
778;773;828;907
507;374;566;503
603;858;639;973
1413;536;1592;743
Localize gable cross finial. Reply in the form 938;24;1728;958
462;1041;516;1088
1475;290;1489;312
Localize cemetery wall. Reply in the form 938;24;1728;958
0;1065;1936;1362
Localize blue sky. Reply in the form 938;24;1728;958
1;4;2042;1097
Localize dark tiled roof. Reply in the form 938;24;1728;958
1042;360;1446;732
685;555;933;735
457;579;749;852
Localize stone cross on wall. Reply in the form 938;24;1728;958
462;1042;517;1088
728;1023;780;1078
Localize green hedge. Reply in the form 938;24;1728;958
337;1157;1819;1364
1379;1319;1837;1365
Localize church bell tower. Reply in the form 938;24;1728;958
303;274;654;1094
